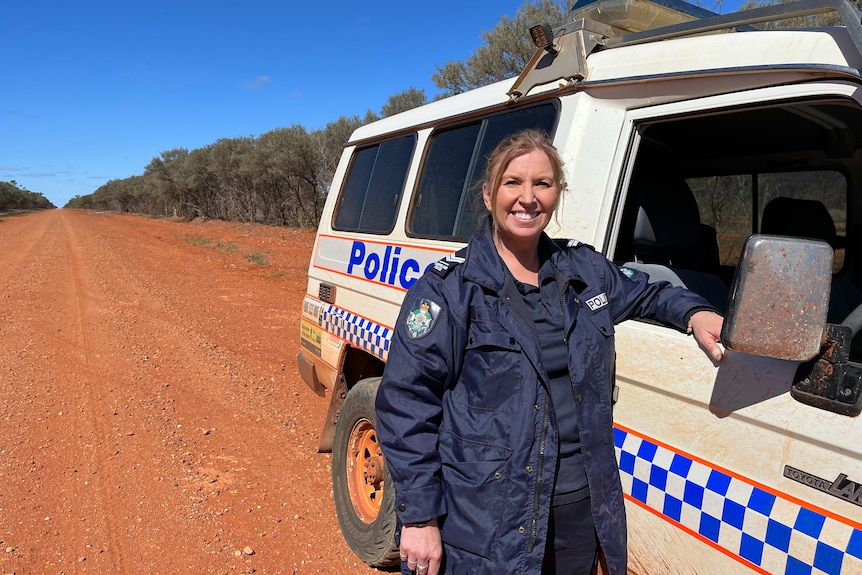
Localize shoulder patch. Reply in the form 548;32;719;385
404;298;442;339
619;266;636;279
429;247;467;278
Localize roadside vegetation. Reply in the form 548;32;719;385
0;181;55;212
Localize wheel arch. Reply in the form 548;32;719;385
317;345;385;453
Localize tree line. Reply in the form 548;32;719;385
65;88;429;226
0;181;55;212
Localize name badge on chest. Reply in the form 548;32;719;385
585;292;608;312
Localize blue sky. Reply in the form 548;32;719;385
2;0;744;208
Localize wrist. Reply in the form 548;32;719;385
684;306;716;334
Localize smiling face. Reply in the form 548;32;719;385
483;148;559;251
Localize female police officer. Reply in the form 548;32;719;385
375;130;724;575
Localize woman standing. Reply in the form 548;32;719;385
376;130;723;575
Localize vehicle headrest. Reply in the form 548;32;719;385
761;196;844;249
631;176;701;248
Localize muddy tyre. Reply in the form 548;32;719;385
332;377;400;567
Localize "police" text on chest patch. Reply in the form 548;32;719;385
585;293;608;311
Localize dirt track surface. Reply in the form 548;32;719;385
0;210;381;575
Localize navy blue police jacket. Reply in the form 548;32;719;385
375;221;716;574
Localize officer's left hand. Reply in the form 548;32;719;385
399;519;442;575
689;310;724;362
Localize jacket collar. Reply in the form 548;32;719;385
461;219;568;293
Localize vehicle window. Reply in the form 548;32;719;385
409;103;558;241
613;100;857;325
687;172;847;272
333;135;415;233
408;124;481;240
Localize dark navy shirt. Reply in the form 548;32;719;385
511;260;590;505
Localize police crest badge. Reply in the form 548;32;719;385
405;298;441;339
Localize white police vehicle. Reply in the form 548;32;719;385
297;0;862;571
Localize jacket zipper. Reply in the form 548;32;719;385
527;288;577;551
528;395;551;552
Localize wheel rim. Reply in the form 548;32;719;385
345;418;386;523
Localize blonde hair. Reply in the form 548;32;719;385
482;130;566;229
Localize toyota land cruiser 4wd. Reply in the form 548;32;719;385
296;0;862;572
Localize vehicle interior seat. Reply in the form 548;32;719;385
622;172;729;312
760;196;862;327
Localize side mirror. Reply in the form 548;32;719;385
721;235;833;361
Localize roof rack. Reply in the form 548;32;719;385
508;0;862;101
569;0;721;34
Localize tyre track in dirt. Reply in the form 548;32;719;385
58;210;128;573
0;210;380;575
1;210;129;573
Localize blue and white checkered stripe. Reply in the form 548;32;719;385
321;304;391;360
615;426;862;575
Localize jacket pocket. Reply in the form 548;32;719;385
438;431;511;559
585;308;617;401
456;317;523;412
585;307;615;338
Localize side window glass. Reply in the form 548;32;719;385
684;175;751;270
334;147;376;230
757;172;847;272
409;103;558;241
686;173;847;272
333;135;415;233
409;124;480;239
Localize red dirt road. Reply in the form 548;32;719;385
0;210;380;575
